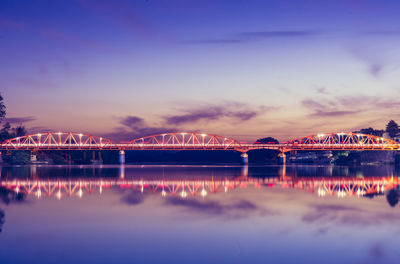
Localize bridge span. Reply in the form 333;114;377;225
1;132;399;164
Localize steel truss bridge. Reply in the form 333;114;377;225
1;131;399;152
1;176;399;199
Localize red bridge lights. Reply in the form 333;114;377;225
1;131;399;152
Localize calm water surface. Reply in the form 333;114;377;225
1;164;400;264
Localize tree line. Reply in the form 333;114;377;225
354;120;400;139
0;93;27;142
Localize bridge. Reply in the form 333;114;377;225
1;132;399;164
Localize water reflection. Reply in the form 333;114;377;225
386;189;400;207
0;186;26;233
1;164;400;264
1;164;400;204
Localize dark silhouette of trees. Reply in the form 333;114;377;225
0;123;27;142
0;210;4;233
386;189;400;207
386;120;399;139
0;94;5;120
12;125;27;137
255;137;279;144
354;127;384;137
0;187;26;233
0;122;11;142
0;94;27;142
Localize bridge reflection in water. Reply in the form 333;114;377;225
1;165;400;204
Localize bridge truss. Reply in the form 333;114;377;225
1;131;399;152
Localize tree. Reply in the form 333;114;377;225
255;137;279;144
0;123;27;142
386;189;400;207
353;127;384;137
0;93;5;121
0;210;4;233
386;120;399;138
0;94;28;142
0;122;11;142
12;125;27;137
6;151;31;164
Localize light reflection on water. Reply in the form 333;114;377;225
1;164;400;264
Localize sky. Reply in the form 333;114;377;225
1;0;400;142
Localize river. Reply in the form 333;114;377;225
0;164;399;264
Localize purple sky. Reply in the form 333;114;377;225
1;0;400;142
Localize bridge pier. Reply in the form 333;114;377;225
241;165;248;178
119;164;125;179
278;152;286;165
119;150;125;164
279;164;287;181
30;152;37;163
241;153;248;164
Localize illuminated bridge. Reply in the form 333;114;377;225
1;132;399;163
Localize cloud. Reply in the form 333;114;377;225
120;116;145;129
40;28;105;50
106;101;273;141
105;115;177;142
356;242;387;264
120;191;146;206
105;126;176;142
165;107;222;125
183;30;319;45
76;0;169;41
369;243;384;259
302;203;398;226
316;87;329;95
349;46;388;78
302;204;360;223
23;126;52;134
183;39;243;45
369;63;383;77
237;30;319;39
362;30;400;36
301;95;400;119
301;98;361;118
164;102;270;125
314;227;329;236
164;197;266;219
3;116;36;124
301;99;327;110
310;109;361;117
